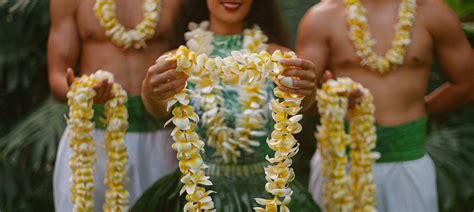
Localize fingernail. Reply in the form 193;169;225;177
280;77;294;88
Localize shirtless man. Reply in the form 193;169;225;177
297;0;473;211
48;0;180;211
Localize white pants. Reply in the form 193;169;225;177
309;150;438;212
53;127;178;212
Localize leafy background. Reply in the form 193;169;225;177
0;0;473;211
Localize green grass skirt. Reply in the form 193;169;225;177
132;169;321;212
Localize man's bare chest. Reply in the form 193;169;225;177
75;0;164;42
329;17;434;70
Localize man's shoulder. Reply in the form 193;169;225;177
417;0;460;34
306;0;344;17
303;0;344;27
417;0;454;18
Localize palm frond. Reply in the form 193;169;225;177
0;97;67;211
1;98;67;168
0;0;49;93
427;124;474;212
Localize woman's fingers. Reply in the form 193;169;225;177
280;58;314;70
292;79;316;89
283;69;315;81
153;75;188;93
278;86;313;97
150;69;187;87
154;83;187;100
149;59;177;74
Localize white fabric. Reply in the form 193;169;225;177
309;150;438;212
53;127;178;212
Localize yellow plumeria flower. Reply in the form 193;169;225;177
93;0;161;50
67;70;129;212
316;78;377;211
344;0;417;74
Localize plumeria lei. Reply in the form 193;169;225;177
93;0;161;50
344;0;417;74
185;21;269;163
162;46;303;211
67;70;129;212
316;78;378;211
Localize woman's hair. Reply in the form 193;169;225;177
170;0;290;49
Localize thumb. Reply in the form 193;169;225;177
66;68;75;86
322;70;333;83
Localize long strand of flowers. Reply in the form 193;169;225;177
234;81;267;154
103;81;129;212
315;78;378;211
161;46;302;212
185;21;269;163
235;27;269;156
254;89;303;212
93;0;161;50
253;51;303;212
165;88;215;211
344;0;417;74
186;21;237;163
67;70;129;212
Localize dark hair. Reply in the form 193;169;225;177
170;0;290;49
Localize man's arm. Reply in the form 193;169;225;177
424;1;474;114
47;0;80;102
295;3;331;114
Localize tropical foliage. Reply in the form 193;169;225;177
0;0;473;211
444;0;474;18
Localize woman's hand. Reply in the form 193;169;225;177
278;58;317;98
142;57;188;102
67;68;114;104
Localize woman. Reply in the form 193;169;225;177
135;0;320;211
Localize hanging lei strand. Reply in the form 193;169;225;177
185;21;269;163
162;46;302;212
235;27;270;155
316;78;378;211
186;21;237;163
164;47;216;211
254;52;303;212
94;0;161;50
102;80;129;212
67;71;129;212
344;0;417;74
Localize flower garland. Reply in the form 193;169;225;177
162;46;302;211
67;70;129;212
316;78;378;211
344;0;417;74
185;21;269;163
93;0;161;50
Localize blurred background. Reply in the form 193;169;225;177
0;0;473;211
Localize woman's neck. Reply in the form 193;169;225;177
209;16;244;35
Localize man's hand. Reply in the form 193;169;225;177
278;58;317;98
66;68;115;104
321;70;362;109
